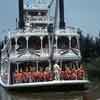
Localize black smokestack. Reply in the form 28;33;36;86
18;0;24;29
59;0;65;29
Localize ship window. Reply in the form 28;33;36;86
41;12;47;16
17;37;26;50
58;36;69;49
28;36;41;50
71;37;77;48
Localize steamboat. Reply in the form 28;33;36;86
0;0;89;90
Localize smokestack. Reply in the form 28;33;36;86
59;0;65;29
18;0;24;29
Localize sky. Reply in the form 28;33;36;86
0;0;100;40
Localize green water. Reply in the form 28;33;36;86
0;83;100;100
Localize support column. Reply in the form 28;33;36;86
36;61;39;72
48;60;51;70
55;36;58;51
69;36;71;49
26;36;29;49
8;62;10;85
77;37;80;49
17;63;19;72
60;60;62;69
8;32;11;52
40;36;43;54
15;38;18;53
48;36;51;55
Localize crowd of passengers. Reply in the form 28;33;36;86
13;64;86;83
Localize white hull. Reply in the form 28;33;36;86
0;77;89;89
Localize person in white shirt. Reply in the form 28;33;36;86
53;64;61;80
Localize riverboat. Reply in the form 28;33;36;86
0;0;89;90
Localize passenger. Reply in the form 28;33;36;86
32;68;41;82
14;70;19;83
23;67;29;83
43;67;52;81
43;68;47;81
80;65;85;78
64;67;71;80
60;69;64;80
71;67;77;80
49;69;53;81
28;66;33;82
36;71;41;82
53;64;61;80
77;65;85;80
14;69;23;83
31;67;36;82
39;67;44;81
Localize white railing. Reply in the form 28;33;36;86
25;16;48;23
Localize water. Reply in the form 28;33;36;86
0;84;100;100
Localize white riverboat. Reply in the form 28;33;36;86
0;0;89;90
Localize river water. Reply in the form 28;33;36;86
0;83;100;100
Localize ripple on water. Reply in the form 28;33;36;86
0;85;100;100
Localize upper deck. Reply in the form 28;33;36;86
1;27;81;63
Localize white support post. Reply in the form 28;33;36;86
8;62;10;85
55;36;58;51
9;32;11;52
36;61;39;72
60;60;62;69
26;36;29;49
48;36;51;55
48;60;51;70
77;37;80;49
15;38;18;53
17;63;19;72
40;36;43;54
69;36;71;49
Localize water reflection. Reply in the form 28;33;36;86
0;86;100;100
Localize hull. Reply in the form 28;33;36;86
0;77;89;91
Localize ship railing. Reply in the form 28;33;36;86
12;66;87;84
15;48;49;57
25;16;48;23
56;26;78;34
66;26;78;33
31;28;47;33
29;48;49;56
8;29;48;39
24;27;48;33
54;48;80;53
25;15;53;24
